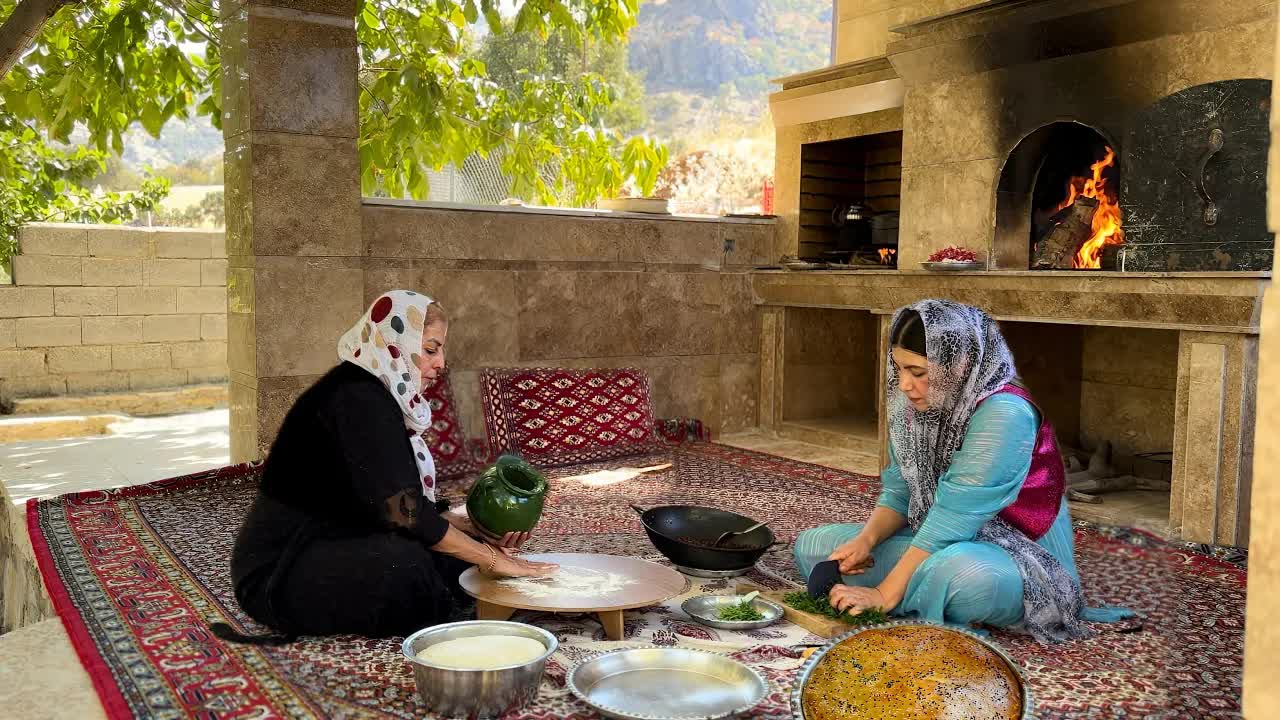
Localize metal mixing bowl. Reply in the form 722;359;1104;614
682;594;784;630
789;620;1033;719
401;620;557;719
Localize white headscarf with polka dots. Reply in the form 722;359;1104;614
337;290;439;502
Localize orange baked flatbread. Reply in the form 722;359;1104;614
801;625;1022;720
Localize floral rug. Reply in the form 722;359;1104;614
29;443;1246;719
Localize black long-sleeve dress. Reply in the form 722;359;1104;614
230;361;469;638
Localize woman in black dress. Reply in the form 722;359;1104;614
227;290;556;639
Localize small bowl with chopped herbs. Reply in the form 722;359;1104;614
682;591;784;630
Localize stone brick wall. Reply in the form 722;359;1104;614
231;202;774;460
0;224;228;401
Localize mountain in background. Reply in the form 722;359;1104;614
78;115;224;173
628;0;830;150
630;0;829;95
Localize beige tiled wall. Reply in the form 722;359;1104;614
0;224;228;401
834;1;989;64
352;204;773;450
782;307;879;423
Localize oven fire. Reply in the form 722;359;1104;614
1032;146;1125;269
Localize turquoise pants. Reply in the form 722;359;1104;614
793;524;1025;627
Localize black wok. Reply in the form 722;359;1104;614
630;504;776;571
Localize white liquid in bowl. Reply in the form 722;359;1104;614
415;635;546;669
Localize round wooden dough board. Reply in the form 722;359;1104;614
459;553;689;640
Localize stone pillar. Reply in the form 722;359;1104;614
759;306;785;431
1170;331;1258;546
1243;13;1280;717
221;0;365;461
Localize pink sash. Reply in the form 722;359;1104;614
984;383;1065;540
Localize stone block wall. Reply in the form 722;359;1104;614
232;202;774;460
834;1;981;65
0;224;228;401
782;307;879;423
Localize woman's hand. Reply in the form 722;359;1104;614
442;505;477;535
829;584;895;615
444;506;531;553
475;523;533;554
827;537;876;575
482;552;559;579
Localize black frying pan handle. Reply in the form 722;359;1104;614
629;504;647;517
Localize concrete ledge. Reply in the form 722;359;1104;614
11;385;228;418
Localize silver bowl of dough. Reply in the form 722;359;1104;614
789;620;1032;719
402;620;557;719
568;647;768;720
682;593;784;630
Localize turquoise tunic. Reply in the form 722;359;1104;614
794;394;1131;628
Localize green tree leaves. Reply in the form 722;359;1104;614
0;114;169;265
2;0;665;214
354;0;663;203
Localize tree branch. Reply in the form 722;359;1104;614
0;0;75;78
156;0;217;45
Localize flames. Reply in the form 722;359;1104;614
1054;146;1124;269
878;248;896;265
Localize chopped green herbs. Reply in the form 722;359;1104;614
718;600;765;622
782;591;889;626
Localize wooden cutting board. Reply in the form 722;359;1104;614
736;581;850;639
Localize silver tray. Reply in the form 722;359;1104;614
682;594;784;631
921;260;982;271
789;620;1033;720
568;647;768;720
675;564;752;578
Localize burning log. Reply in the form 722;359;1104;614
1033;196;1098;269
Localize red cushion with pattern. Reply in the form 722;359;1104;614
480;367;662;467
420;369;483;480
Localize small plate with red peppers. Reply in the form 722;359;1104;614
921;246;982;271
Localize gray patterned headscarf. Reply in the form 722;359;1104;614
887;299;1093;644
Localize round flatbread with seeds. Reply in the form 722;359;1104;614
801;625;1022;720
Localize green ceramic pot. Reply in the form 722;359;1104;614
466;455;549;537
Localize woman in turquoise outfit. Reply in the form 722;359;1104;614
794;299;1131;643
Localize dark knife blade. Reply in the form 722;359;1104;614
807;559;843;600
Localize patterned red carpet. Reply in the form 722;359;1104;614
29;443;1245;719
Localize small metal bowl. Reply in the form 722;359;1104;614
568;647;768;720
682;594;784;631
402;620;557;719
789;620;1033;719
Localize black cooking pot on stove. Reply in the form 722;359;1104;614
832;202;874;251
631;504;777;572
